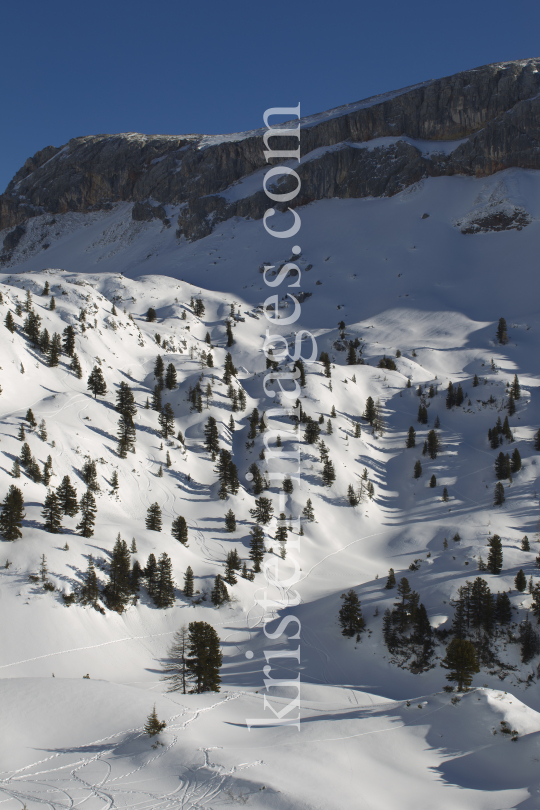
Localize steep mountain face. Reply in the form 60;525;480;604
2;58;540;250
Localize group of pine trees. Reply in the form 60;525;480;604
382;576;434;670
161;621;222;693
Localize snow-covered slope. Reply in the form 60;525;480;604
0;167;540;808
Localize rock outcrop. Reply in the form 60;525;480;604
2;58;540;248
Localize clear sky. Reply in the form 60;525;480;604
1;0;539;193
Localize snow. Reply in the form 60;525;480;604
0;165;540;807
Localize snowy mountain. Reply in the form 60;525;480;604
1;58;540;809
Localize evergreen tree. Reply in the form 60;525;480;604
495;451;509;480
215;449;239;496
42;490;63;533
417;404;428;424
70;353;83;378
302;498;315;522
494;482;505;506
427;429;440;459
146;307;157;322
104;535;132;612
393;577;419;633
161;625;189;693
62;325;76;357
440;638;480;691
406;426;416;448
442;487;449;502
144;553;159;598
49;296;56;311
165;363;177;390
496;317;508;344
154;354;165;386
25;408;37;428
507;391;516;416
0;485;25;541
346;344;356;365
211;573;229;605
4;310;15;333
110;470;119;495
77;490;97;537
347;484;359;506
224;551;239;585
445;382;455;409
519;616;540;664
158;403;175;440
249;496;274;525
186;621;223;693
27;457;42;483
534;429;540;452
322;458;336;487
87;366;107;399
151;383;162;412
226;319;234;346
225;508;236;532
522;535;531;551
283;476;294;494
495;592;512;625
338;589;365;637
11;458;21;478
354;421;362;438
515;569;527;593
80;556;100;607
144;705;167;737
319;351;331;378
115;381;137;457
20;442;32;468
510;447;521;473
48;332;62;366
146;502;162;532
429;474;437;488
183;565;194;597
203;416;220;459
154;553;176;608
17;423;25;441
413;460;422;479
172;515;188;545
385;568;396;589
38;419;47;441
303;418;321;444
23;310;41;344
82;459;100;492
364;396;376;426
487;534;503;574
510;374;521;400
249;524;265;572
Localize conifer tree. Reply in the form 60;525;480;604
510;374;521;400
429;474;436;488
146;502;162;532
347;484;359;506
522;535;530;551
144;553;159;598
440;638;479;691
319;351;331;378
186;621;223;692
519;616;540;663
494;482;505;506
507;391;516;416
17;423;25;441
146;307;157;322
302;498;315;522
224;552;239;585
249;496;274;525
154;354;165;387
282;476;294;494
82;459;100;492
226;319;234;346
442;487;449;502
427;429;440;459
20;442;32;467
151;384;162;412
385;568;396;589
413;459;422;479
172;515;188;545
87;366;107;399
62;324;76;357
417;404;428;424
515;569;527;593
25;408;37;428
115;381;137;457
165;363;177;390
80;556;100;607
183;565;194;597
49;295;56;311
144;705;167;737
38;419;47;441
249;524;265;572
4;310;15;333
406;426;416;448
203;416;220;459
487;534;503;574
48;332;61;366
0;485;25;541
346;344;356;365
161;625;190;693
158;403;175;440
338;589;365;637
322;458;336;487
510;447;521;473
534;429;540;452
364;396;376;426
225;508;236;532
11;458;21;478
110;470;119;495
154;553;176;608
211;573;229;605
496;317;508;344
104;535;132;612
354;421;361;438
70;353;83;378
42;490;63;533
77;489;97;537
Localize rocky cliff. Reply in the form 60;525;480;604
2;57;540;250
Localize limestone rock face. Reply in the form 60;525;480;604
2;58;540;245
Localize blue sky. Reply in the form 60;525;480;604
1;0;539;193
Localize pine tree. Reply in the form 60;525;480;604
487;534;503;574
87;366;107;399
347;484;359;506
226;319;234;346
0;485;25;541
154;553;176;608
146;307;157;322
519;616;540;664
38;419;47;441
429;474;437;488
49;295;56;311
249;525;265;572
225;509;236;532
80;556;100;606
522;535;531;551
510;447;521;473
144;553;159;598
17;423;25;441
77;489;97;537
322;458;336;487
186;621;223;693
62;325;76;357
510;374;521;400
440;638;480;691
4;310;15;333
152;384;162;412
319;351;331;378
515;569;527;592
115;381;137;456
146;502;162;532
249;496;274;525
494;482;505;506
104;535;132;612
302;498;315;522
27;457;42;483
172;515;188;545
417;404;428;424
534;429;540;452
441;486;449;502
161;625;190;693
82;459;100;492
203;416;220;459
507;391;516;416
154;354;165;387
346;344;356;365
354;421;362;438
20;442;32;468
427;429;440;459
283;476;294;494
42;490;63;533
338;589;365;637
385;568;396;589
413;460;422;479
48;332;61;366
496;317;508;344
211;573;229;605
70;353;83;378
144;705;167;737
224;551;239;585
406;426;416;448
110;470;119;495
165;363;177;390
183;566;194;597
11;458;21;478
364;396;376;425
495;592;512;625
158;403;175;440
